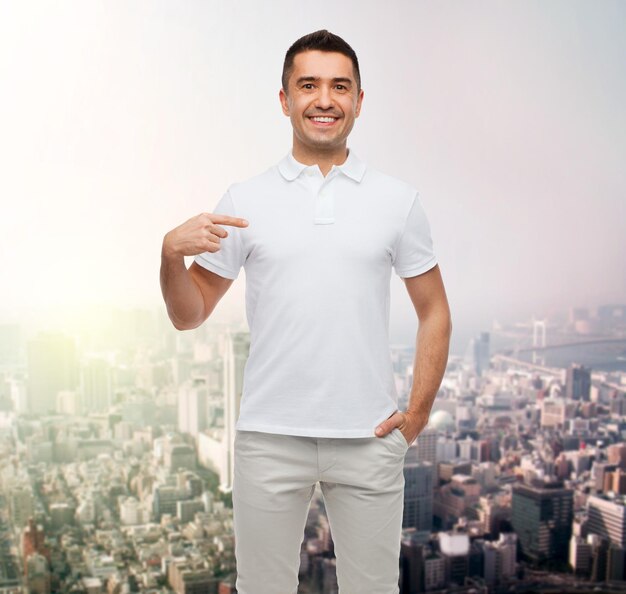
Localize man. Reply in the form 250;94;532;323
161;29;451;594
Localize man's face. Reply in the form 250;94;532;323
279;50;364;154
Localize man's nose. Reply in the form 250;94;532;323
315;85;333;109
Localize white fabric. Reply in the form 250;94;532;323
194;148;437;438
233;428;408;593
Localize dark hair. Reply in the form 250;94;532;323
282;29;361;93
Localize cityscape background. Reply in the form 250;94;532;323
1;1;625;593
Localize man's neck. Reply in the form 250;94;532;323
291;142;348;177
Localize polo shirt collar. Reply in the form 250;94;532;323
278;148;366;183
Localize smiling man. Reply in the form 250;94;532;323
280;48;363;172
160;29;452;594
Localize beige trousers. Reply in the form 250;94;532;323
232;427;409;594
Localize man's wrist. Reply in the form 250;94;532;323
405;407;429;429
161;232;182;260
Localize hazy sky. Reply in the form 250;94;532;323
1;1;625;353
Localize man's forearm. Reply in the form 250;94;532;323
406;309;452;425
160;247;205;331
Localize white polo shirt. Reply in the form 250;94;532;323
194;148;437;438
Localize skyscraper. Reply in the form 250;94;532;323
80;357;112;413
483;533;517;586
403;461;433;532
565;364;591;401
411;426;437;484
178;378;208;437
466;331;490;376
9;487;34;527
439;532;470;585
27;332;77;414
512;481;574;564
221;329;250;492
587;494;626;548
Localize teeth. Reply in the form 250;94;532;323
311;117;336;123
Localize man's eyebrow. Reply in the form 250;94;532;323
295;76;354;86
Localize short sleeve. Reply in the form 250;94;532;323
194;190;246;280
392;192;438;278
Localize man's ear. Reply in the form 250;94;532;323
355;88;364;118
279;88;290;116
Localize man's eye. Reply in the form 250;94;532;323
303;84;314;89
336;85;345;90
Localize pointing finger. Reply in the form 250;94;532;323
210;215;249;228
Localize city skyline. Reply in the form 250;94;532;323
1;4;625;588
2;298;625;361
2;297;626;592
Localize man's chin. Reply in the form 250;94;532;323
303;135;344;149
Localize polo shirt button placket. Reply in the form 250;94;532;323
314;180;335;225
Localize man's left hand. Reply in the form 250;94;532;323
375;410;428;447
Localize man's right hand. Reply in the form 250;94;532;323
162;213;249;258
160;212;249;330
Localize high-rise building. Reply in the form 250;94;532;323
221;329;250;492
467;331;490;376
477;331;490;375
410;426;437;485
22;519;50;563
497;533;517;579
27;332;77;414
458;437;473;460
607;544;626;582
587;494;626;548
439;532;470;585
483;533;517;586
570;535;593;576
80;357;112;413
9;486;34;527
403;462;433;532
511;481;573;564
565;364;591;401
604;470;626;495
608;444;626;470
423;551;445;591
478;494;510;537
532;319;547;365
593;462;618;493
436;436;456;462
589;535;610;582
399;535;426;594
178;378;208;437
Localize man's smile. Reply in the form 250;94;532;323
307;115;340;127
